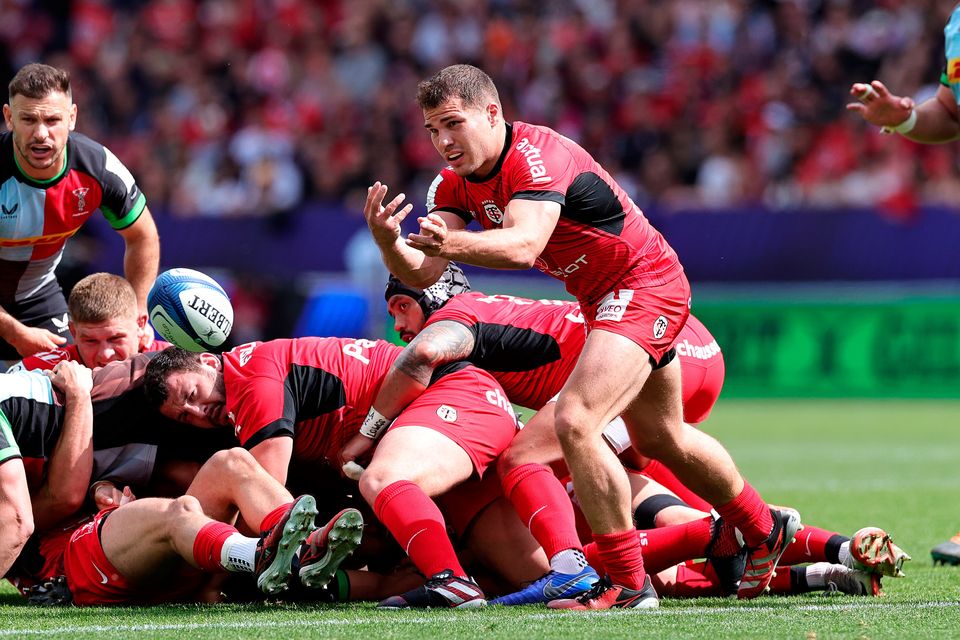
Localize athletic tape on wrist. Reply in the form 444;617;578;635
881;109;917;135
359;407;392;439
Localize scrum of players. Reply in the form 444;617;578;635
1;266;911;608
0;61;922;610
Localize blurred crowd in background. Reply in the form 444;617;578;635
4;0;960;222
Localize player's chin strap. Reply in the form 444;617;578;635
25;575;73;606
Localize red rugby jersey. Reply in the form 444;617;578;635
427;122;684;304
426;292;585;410
427;292;722;418
222;338;401;465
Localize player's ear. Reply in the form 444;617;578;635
198;352;220;370
68;103;77;131
486;102;499;127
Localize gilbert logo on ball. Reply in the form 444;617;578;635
148;268;234;352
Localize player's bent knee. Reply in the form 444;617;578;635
168;494;203;518
207;447;257;475
358;465;394;503
554;412;600;447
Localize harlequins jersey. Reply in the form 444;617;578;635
8;340;171;373
0;131;146;305
427;122;683;304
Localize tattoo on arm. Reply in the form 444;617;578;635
394;321;475;385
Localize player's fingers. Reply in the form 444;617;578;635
418;218;442;236
391;203;413;224
870;80;890;97
856;83;879;102
425;212;447;226
384;192;408;215
364;183;386;218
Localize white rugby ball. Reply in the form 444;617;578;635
147;268;233;352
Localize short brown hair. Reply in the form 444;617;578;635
8;63;71;101
416;64;500;111
68;273;137;324
143;347;211;408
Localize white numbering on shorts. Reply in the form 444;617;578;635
342;339;378;365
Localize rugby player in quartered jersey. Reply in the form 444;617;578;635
1;63;159;361
3;353;231;589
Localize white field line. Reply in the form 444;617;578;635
2;601;958;636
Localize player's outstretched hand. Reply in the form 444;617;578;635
365;182;414;248
10;325;67;357
47;360;93;398
407;213;449;257
846;80;914;128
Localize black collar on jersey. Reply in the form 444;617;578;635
466;122;513;184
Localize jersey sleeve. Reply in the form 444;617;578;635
426;170;473;225
233;375;296;450
425;297;482;333
98;146;147;230
505;129;576;206
9;347;75;372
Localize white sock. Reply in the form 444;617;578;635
221;533;258;573
549;548;588;574
804;562;828;588
838;541;852;566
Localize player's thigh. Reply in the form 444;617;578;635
363;426;475;497
555;328;652;433
99;497;191;582
499;402;565;472
622;356;685;455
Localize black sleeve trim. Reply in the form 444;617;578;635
429;360;471;386
512;190;565;206
242;421;295;450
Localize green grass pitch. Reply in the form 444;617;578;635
2;399;959;639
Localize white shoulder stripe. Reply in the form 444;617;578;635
103;147;136;194
426;172;447;212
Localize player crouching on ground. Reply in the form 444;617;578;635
143;337;520;609
22;448;362;606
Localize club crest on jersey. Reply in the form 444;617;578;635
596;290;634;323
482;201;504;225
950;57;960;82
72;188;90;215
653;315;668;340
436;405;458;422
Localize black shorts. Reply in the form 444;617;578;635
0;282;72;360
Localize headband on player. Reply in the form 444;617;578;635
384;262;471;318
